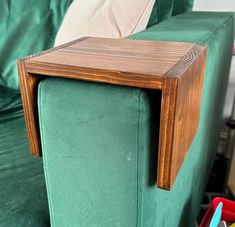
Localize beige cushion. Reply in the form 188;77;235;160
55;0;155;46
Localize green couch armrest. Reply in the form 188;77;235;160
31;11;235;226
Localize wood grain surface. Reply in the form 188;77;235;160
17;37;207;190
158;45;207;189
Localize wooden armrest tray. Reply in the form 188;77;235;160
17;37;207;190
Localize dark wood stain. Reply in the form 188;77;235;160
17;37;207;190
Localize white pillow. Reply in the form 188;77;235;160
55;0;155;46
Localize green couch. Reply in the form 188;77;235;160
0;1;234;227
0;1;72;226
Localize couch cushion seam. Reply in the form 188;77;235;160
39;79;56;227
199;14;234;44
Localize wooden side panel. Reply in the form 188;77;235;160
157;47;207;189
157;78;178;189
17;60;42;156
171;51;206;183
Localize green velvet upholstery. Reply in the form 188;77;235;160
0;103;49;227
0;0;72;90
39;80;159;227
38;11;234;227
147;0;194;28
147;0;174;27
0;1;73;226
172;0;194;16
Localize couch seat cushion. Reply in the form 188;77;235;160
0;99;49;227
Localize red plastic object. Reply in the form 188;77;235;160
200;197;235;227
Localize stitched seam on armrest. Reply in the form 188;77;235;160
136;92;140;227
136;90;146;227
38;79;56;227
199;14;234;44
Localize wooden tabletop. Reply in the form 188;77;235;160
25;37;201;89
18;37;207;190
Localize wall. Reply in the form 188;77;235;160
194;0;235;12
194;0;235;118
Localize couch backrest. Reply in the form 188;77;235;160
147;0;194;27
0;0;72;90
